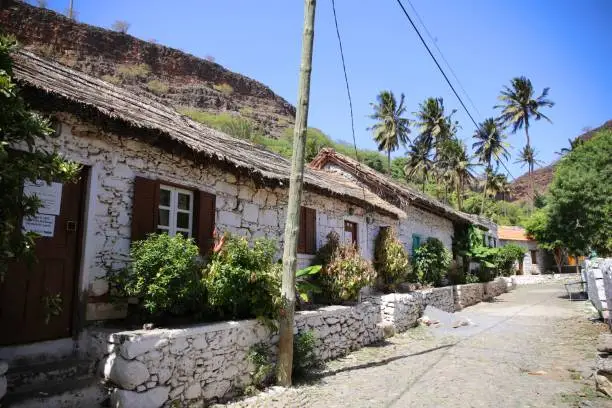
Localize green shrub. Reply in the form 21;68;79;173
496;244;526;276
293;330;322;378
109;233;204;317
146;79;170;95
117;63;151;81
179;109;257;140
296;265;322;304
213;82;234;95
374;227;410;289
317;232;376;302
246;342;275;391
412;238;452;286
101;74;121;85
203;233;281;320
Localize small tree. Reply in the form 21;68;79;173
374;227;410;289
0;36;80;277
111;20;131;34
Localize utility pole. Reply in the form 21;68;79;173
68;0;74;19
277;0;316;387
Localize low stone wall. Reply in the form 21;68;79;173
364;293;422;332
512;273;577;286
0;360;7;402
484;278;508;299
585;258;612;319
413;286;455;313
101;302;383;407
454;283;485;310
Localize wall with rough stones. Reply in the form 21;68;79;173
100;302;383;407
585;258;612;319
454;283;485;310
511;273;576;286
35;116;395;319
363;293;422;332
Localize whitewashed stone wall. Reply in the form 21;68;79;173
412;286;455;313
511;273;576;285
454;283;485;310
585;258;612;319
101;302;383;407
364;293;422;332
34;116;395;318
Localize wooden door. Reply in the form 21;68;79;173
0;171;87;346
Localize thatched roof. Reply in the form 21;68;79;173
12;50;405;219
310;148;487;227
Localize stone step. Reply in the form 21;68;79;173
6;358;96;394
1;377;107;408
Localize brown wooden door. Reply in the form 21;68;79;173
0;171;87;346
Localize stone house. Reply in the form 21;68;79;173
310;148;489;255
498;226;551;274
0;51;415;353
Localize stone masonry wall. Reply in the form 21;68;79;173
586;258;612;319
454;283;485;310
101;302;383;407
36;116;396;319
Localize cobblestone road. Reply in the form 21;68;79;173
218;283;612;408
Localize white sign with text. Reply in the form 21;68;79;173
23;180;62;216
22;214;56;237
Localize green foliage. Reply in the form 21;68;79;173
496;244;526;276
110;233;204;317
213;83;234;95
462;191;528;226
0;36;80;276
534;129;612;256
116;63;151;81
146;79;169;95
317;232;376;302
374;227;410;289
180;109;258;140
296;265;322;303
247;343;275;391
411;238;451;286
204;234;281;320
293;330;322;378
368;90;411;170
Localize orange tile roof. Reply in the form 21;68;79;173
498;226;533;241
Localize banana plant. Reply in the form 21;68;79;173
296;265;322;303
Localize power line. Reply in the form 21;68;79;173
405;0;482;119
394;0;515;181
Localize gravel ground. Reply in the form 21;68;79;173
218;283;611;408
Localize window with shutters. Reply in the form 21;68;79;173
344;220;358;246
298;206;317;255
157;185;194;238
411;234;421;254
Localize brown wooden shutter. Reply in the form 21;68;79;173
131;176;159;241
195;191;216;255
298;206;316;255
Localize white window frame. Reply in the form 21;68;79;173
157;185;194;237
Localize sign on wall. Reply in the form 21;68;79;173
22;180;63;237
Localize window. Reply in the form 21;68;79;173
157;185;194;237
411;234;422;254
530;250;537;264
344;220;358;246
298;206;317;255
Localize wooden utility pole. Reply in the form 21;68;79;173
68;0;74;19
277;0;316;387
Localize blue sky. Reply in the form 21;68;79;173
42;0;612;179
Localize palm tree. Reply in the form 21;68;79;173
437;139;475;210
495;76;554;198
472;118;510;214
404;139;434;192
413;97;457;156
555;138;584;156
515;145;544;175
368;91;411;172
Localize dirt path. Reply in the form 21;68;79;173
219;283;612;408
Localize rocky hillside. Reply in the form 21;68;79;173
0;0;295;138
508;120;612;202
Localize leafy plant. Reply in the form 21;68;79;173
296;265;322;303
293;330;322;378
374;227;410;289
0;36;81;277
146;79;170;95
317;232;376;302
496;244;526;276
109;233;204;317
204;233;281;320
42;293;62;324
412;238;452;286
247;342;275;391
116;63;151;81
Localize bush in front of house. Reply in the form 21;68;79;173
111;233;205;317
495;244;526;276
203;233;281;320
374;227;410;290
316;231;377;303
412;237;452;286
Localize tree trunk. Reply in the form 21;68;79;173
387;149;391;175
525;125;535;203
456;182;462;211
277;0;316;387
68;0;74;18
480;168;489;215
